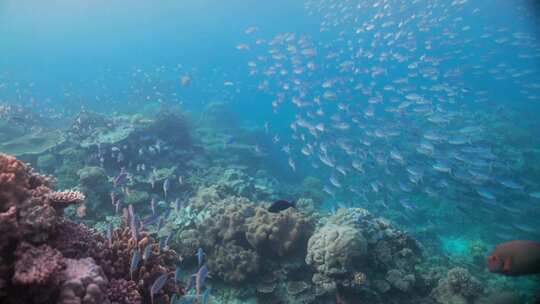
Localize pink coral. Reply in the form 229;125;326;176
106;279;142;304
57;257;109;304
13;242;64;285
0;154;105;303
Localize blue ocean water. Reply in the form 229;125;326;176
2;0;540;302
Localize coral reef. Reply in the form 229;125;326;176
13;243;64;285
305;208;425;302
106;279;142;304
431;267;483;304
306;224;367;276
207;243;259;283
57;257;110;304
0;153;184;304
246;207;314;257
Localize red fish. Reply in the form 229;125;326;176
487;240;540;276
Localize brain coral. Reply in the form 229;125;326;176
246;207;314;257
305;224;367;276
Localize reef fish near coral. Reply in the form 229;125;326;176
150;273;168;304
163;178;170;198
113;167;128;187
130;248;141;280
268;199;296;213
197;247;205;267
487;240;540;276
195;264;208;299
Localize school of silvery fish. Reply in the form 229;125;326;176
235;0;540;241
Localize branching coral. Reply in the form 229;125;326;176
0;153;184;304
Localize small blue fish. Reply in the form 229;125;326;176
115;200;122;215
130;214;140;242
195;265;208;298
224;135;235;148
164;231;173;247
158;237;167;254
174;198;182;214
151;198;157;215
150;273;168;304
143;214;160;227
106;223;113;246
202;287;212;304
185;275;195;293
143;244;152;262
163;178;170;198
130;249;141;280
114;168;128;187
174;265;182;285
128;204;135;221
170;294;178;304
177;296;195;304
156;217;164;233
196;248;205;267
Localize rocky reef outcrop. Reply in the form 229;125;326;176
431;267;483;304
305;208;426;303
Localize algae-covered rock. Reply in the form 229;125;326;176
36;153;57;173
152;167;177;181
77;166;112;219
0;130;64;156
200;101;239;130
208;243;260;283
123;189;149;205
78;166;108;187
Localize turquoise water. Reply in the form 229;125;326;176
1;0;540;303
